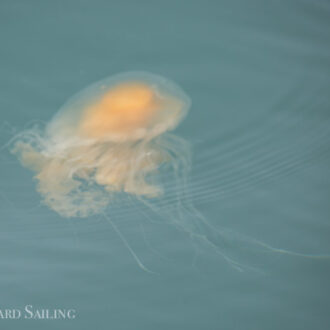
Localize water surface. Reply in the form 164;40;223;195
0;1;330;329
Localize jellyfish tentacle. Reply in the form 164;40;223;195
101;212;157;274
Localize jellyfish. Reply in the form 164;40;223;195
10;71;323;273
11;72;191;219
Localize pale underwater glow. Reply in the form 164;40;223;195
11;72;191;218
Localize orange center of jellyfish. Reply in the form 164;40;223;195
79;83;158;139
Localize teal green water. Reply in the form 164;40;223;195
1;1;330;329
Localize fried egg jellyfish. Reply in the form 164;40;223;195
9;71;326;273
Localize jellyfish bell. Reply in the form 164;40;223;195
47;72;191;144
11;71;192;218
